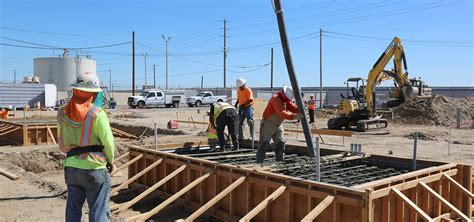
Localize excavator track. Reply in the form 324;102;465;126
356;118;388;132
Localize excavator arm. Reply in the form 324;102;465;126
365;37;411;115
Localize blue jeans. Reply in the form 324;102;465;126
238;106;254;141
64;167;111;222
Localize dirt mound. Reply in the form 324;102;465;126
110;122;187;137
3;150;65;173
404;132;437;141
393;95;474;126
315;109;337;118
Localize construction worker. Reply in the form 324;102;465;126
57;72;115;222
235;78;254;142
209;102;239;151
257;86;300;163
308;95;316;123
301;92;307;107
0;106;11;119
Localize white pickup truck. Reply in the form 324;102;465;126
186;91;228;107
128;90;185;109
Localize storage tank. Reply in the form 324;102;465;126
34;53;96;91
23;76;33;83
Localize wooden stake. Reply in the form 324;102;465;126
114;165;187;213
391;188;432;221
418;182;471;221
113;152;130;164
111;159;163;196
239;186;286;222
442;174;474;198
128;172;211;222
0;168;20;180
301;195;335;222
181;176;246;222
111;154;143;176
46;125;57;144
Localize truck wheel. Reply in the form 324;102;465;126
173;101;180;108
130;105;137;109
138;101;145;109
195;101;202;107
165;104;171;108
188;104;194;107
217;99;223;103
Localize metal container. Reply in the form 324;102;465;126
34;55;96;91
23;76;33;83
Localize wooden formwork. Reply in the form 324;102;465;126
0;120;57;145
118;145;473;222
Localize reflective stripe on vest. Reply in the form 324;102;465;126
213;102;235;122
308;99;316;110
80;106;101;147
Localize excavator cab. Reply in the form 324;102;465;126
338;78;366;116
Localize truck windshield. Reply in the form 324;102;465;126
195;93;205;96
140;92;149;97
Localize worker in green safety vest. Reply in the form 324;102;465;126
57;72;115;222
209;102;239;151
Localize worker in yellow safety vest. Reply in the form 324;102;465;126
308;95;316;123
209;102;239;151
57;72;115;222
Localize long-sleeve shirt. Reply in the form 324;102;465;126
262;94;298;120
57;107;115;170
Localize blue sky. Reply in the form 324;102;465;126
0;0;473;89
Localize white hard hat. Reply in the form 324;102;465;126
236;78;246;88
283;86;294;100
71;72;102;92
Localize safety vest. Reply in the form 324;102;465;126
308;99;316;110
213;102;235;122
58;105;106;161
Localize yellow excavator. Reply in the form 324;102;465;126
328;37;431;131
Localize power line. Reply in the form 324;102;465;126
0;41;132;50
0;26;129;36
324;31;473;45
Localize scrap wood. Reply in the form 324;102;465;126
111;127;139;139
0;168;20;180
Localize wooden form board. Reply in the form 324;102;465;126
127;145;368;222
124;144;473;222
0;120;57;145
367;163;472;221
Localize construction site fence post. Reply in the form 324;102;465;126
154;123;158;150
448;127;452;156
412;132;418;170
23;108;26;125
456;108;461;129
315;136;320;182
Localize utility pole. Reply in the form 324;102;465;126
201;75;203;89
142;53;148;90
270;48;274;91
162;35;172;90
13;69;16;83
109;69;112;92
319;28;323;108
223;19;227;88
132;31;136;96
153;64;156;89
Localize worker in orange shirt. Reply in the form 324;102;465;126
235;78;254;142
308;95;316;123
0;106;12;119
257;86;300;163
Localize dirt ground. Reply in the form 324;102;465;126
0;104;472;221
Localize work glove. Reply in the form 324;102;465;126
106;162;115;174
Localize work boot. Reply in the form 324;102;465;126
256;142;269;163
275;141;286;162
